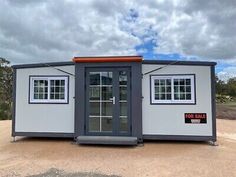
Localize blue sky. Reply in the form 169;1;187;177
0;0;236;81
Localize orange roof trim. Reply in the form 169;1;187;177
72;56;143;63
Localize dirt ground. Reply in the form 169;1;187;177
0;120;236;177
217;104;236;120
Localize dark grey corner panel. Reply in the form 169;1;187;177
211;65;217;142
12;68;17;137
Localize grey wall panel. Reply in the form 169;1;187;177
15;65;75;133
142;64;213;136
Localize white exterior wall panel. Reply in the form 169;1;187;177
142;64;213;136
15;66;75;133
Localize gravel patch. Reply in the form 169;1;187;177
28;168;120;177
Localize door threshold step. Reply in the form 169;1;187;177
77;136;137;145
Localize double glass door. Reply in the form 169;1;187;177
86;68;130;136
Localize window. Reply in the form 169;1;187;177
29;76;68;103
151;75;195;104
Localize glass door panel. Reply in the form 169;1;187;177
86;68;130;136
119;71;129;133
88;72;113;133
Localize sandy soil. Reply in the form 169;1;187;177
0;120;236;177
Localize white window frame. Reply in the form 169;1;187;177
29;76;68;103
151;75;195;104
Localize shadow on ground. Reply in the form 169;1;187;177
27;168;120;177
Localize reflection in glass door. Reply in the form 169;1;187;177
88;72;113;133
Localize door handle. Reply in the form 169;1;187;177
109;96;115;104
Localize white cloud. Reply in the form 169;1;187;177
0;0;140;64
218;66;236;81
0;0;236;65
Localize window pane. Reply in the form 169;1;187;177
34;87;39;93
180;86;185;92
173;77;193;101
34;80;38;86
154;78;172;101
154;79;159;86
59;94;64;99
33;79;48;100
160;80;165;86
155;86;160;93
186;86;191;92
155;94;160;100
174;79;179;85
167;94;171;100
167;86;171;92
59;87;65;93
90;72;100;85
174;94;179;100
161;94;165;100
39;94;44;99
101;72;112;85
34;94;39;99
161;86;165;92
166;79;171;86
90;102;100;116
186;94;191;100
101;117;112;132
180;93;185;100
102;102;112;116
89;117;100;132
174;86;179;93
120;102;127;116
50;94;54;99
119;71;127;86
50;79;66;100
55;80;60;86
55;86;60;92
101;86;112;100
39;87;44;92
120;86;127;100
50;87;55;93
186;79;191;85
55;93;59;99
120;117;128;132
89;87;100;100
180;79;185;85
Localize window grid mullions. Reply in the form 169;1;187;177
151;75;195;104
30;77;67;103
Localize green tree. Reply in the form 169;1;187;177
215;76;227;95
227;77;236;97
0;58;13;120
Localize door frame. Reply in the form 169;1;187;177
74;62;143;142
85;67;131;136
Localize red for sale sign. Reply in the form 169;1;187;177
185;113;207;124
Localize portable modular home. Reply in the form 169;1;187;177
12;56;217;145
